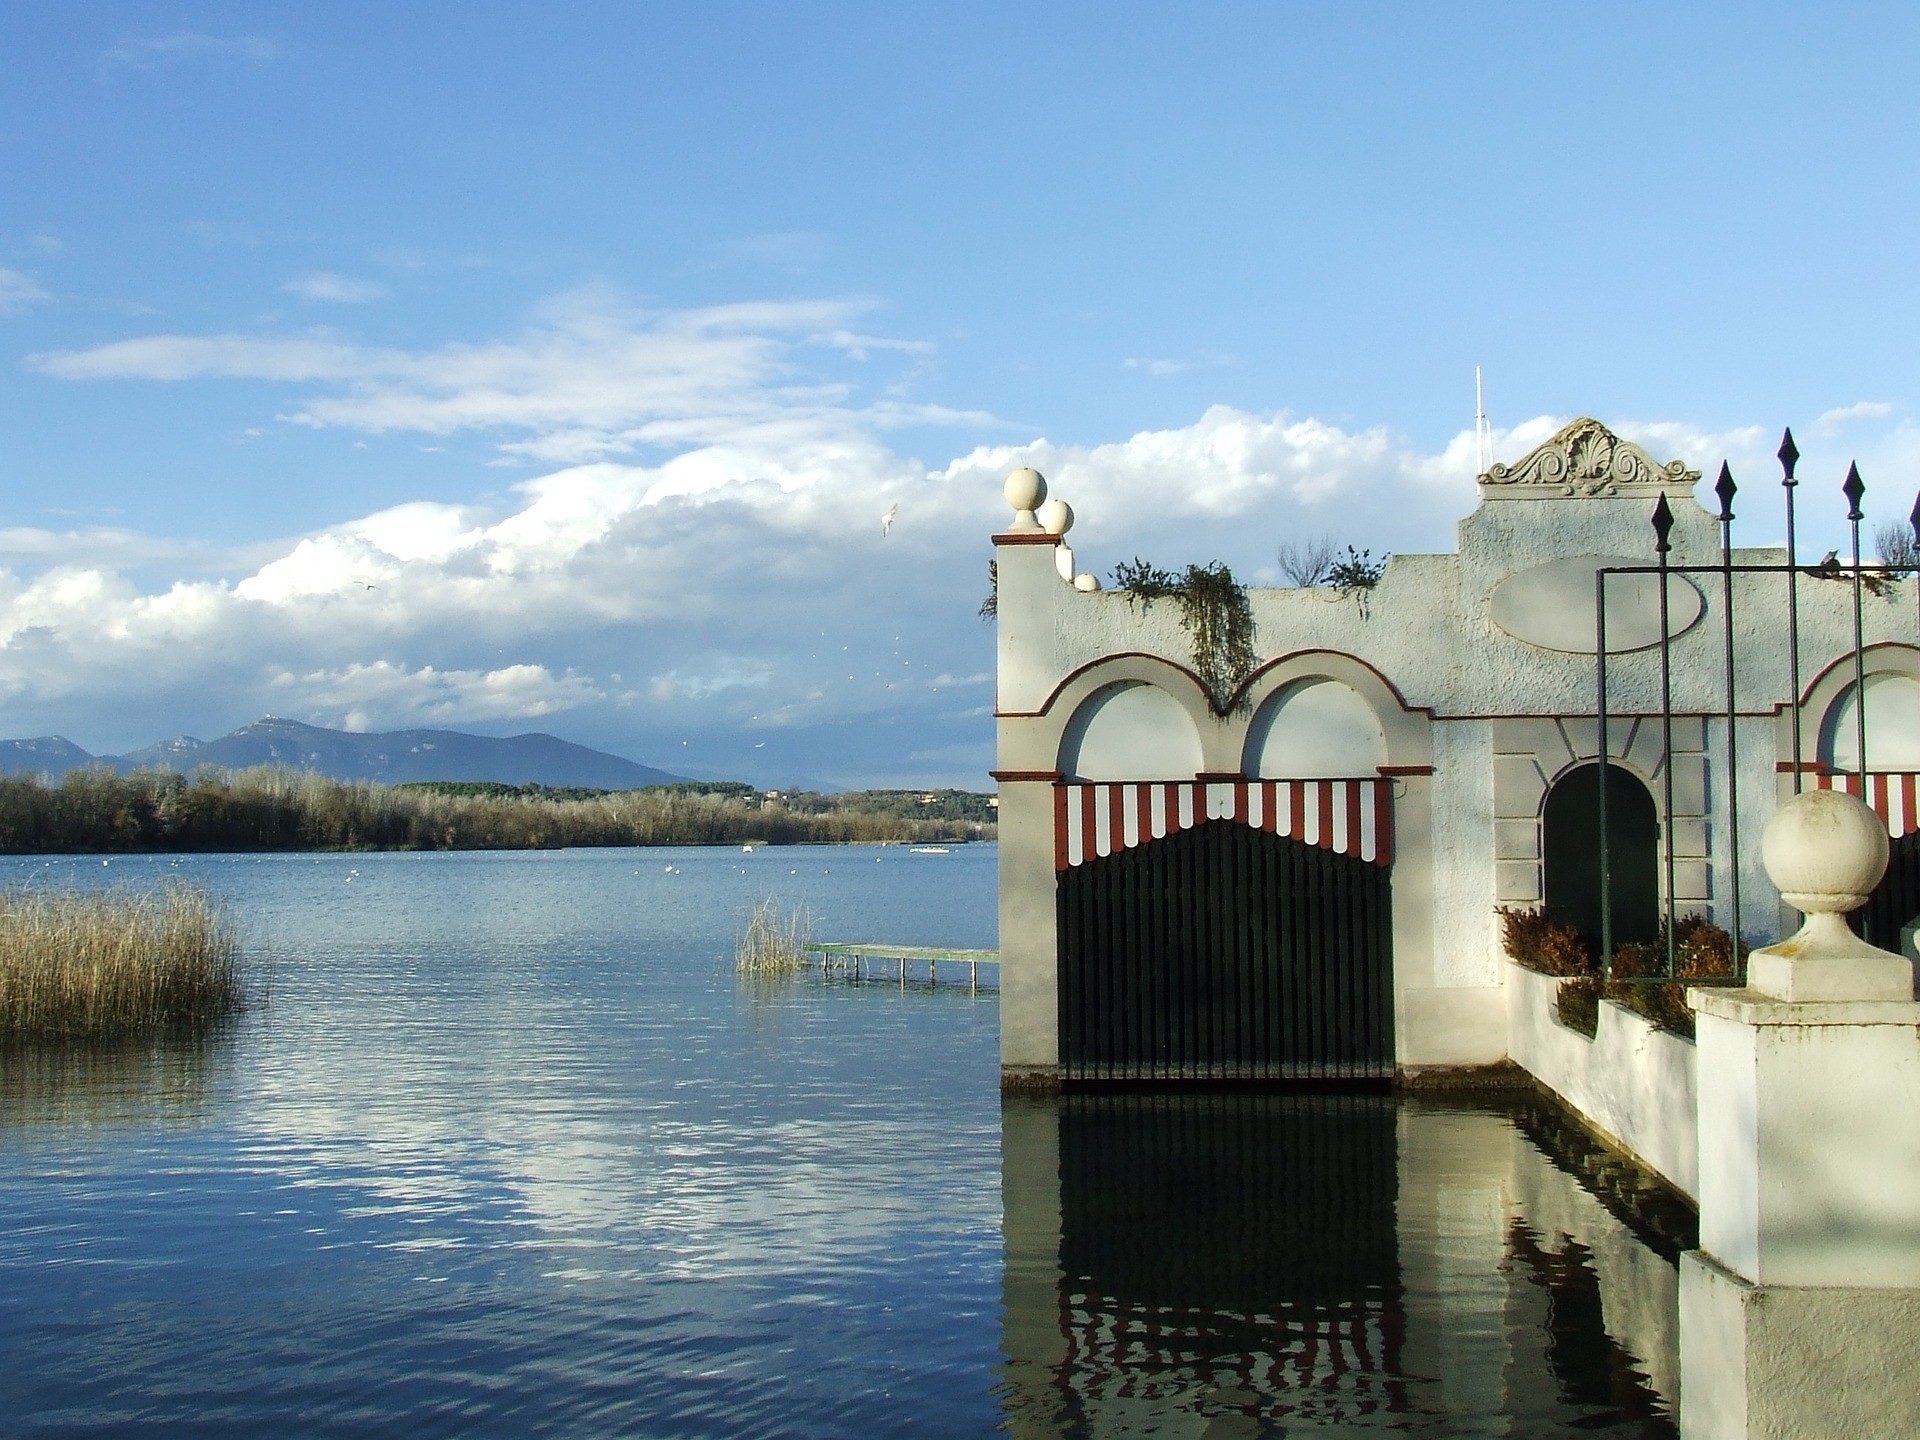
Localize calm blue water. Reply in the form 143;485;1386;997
0;845;1683;1437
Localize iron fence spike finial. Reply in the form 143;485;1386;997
1714;461;1737;521
1778;427;1800;481
1844;461;1866;521
1651;492;1675;554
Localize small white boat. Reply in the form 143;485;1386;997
909;846;950;855
742;845;755;854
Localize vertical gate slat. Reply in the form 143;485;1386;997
1098;852;1113;1075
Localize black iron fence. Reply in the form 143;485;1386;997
1595;428;1920;982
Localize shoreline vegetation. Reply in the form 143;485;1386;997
0;884;243;1040
735;898;810;976
0;767;997;854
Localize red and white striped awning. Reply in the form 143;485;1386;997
1812;772;1920;840
1054;779;1393;871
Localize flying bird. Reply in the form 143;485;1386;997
881;503;898;536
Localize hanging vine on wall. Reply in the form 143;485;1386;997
1111;557;1256;713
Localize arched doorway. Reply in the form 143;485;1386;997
1542;763;1659;961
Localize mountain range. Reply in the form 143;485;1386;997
0;717;691;791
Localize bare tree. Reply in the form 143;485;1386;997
1875;520;1919;577
1277;536;1336;588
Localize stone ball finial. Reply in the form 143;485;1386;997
1072;572;1101;592
1003;467;1046;510
1761;787;1890;915
1037;497;1073;537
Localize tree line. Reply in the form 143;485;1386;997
0;768;996;853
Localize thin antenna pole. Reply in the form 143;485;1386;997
1475;367;1493;476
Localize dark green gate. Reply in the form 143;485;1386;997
1056;822;1394;1082
1857;830;1920;954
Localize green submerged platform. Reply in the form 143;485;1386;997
802;943;1000;990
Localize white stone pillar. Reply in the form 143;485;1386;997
994;468;1068;1082
1682;787;1920;1437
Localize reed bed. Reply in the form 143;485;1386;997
734;897;810;976
0;884;242;1039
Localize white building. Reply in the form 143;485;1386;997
991;418;1920;1086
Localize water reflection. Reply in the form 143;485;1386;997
0;1027;235;1132
1000;1092;1683;1436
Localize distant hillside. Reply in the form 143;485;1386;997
0;736;99;779
0;717;691;790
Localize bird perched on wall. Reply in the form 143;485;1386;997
1808;548;1891;594
880;503;898;536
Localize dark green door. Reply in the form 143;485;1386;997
1542;763;1659;961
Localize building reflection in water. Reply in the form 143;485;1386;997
999;1091;1687;1437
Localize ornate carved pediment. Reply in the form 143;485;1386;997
1479;417;1699;497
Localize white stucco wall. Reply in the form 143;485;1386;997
1505;961;1699;1198
1428;720;1498;987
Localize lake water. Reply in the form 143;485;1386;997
0;846;1684;1436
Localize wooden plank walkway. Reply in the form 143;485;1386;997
802;942;1000;991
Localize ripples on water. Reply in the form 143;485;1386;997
0;847;1680;1436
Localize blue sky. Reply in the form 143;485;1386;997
3;4;1918;786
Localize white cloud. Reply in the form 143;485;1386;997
7;290;1793;782
1817;400;1895;432
31;292;952;467
809;329;935;360
33;334;375;382
103;34;278;69
0;269;49;314
1123;351;1234;377
269;661;605;728
284;272;387;304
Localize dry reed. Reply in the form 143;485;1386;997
0;884;242;1039
734;897;810;975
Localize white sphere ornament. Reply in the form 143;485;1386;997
1761;787;1890;914
1037;497;1074;537
1003;467;1047;512
1072;572;1102;592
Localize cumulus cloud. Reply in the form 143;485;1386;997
284;272;387;304
14;289;1838;783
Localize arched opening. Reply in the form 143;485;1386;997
1820;674;1920;774
1243;678;1387;778
1542;763;1659;961
1059;681;1203;782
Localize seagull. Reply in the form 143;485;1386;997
881;503;898;536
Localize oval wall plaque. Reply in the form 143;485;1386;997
1488;555;1704;654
